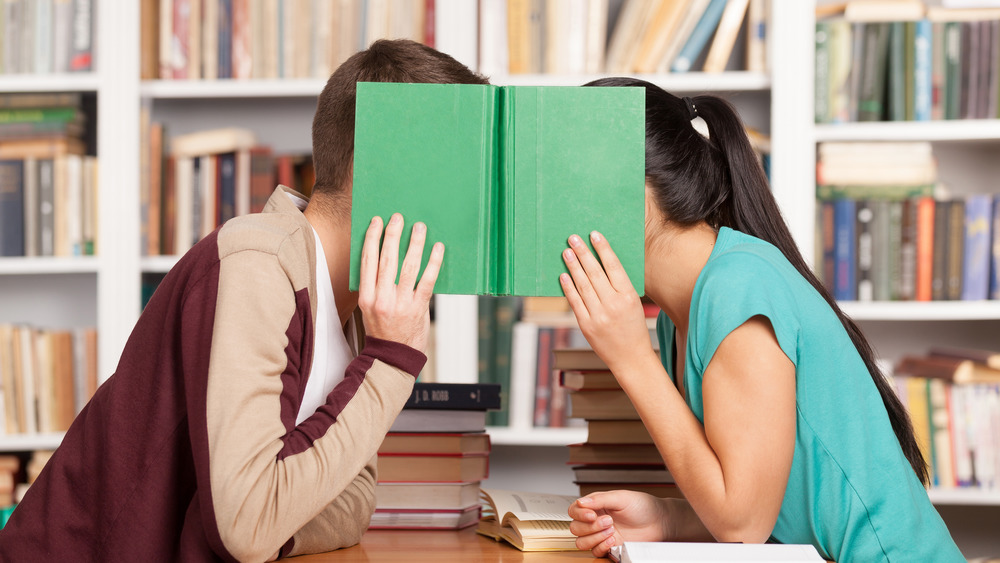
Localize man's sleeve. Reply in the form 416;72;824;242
281;456;378;558
184;247;421;562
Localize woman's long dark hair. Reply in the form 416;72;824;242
588;77;928;485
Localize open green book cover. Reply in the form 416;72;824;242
349;82;645;296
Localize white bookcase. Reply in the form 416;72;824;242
1;0;998;555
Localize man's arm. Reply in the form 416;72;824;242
280;457;378;558
189;215;440;562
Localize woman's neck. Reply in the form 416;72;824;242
644;222;719;334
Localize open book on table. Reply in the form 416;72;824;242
349;81;645;297
475;488;581;551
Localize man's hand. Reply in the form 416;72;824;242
357;213;443;353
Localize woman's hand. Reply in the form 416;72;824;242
568;490;670;557
560;231;656;374
357;213;443;353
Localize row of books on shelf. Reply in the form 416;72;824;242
0;324;98;436
480;0;767;77
892;346;1000;490
143;0;431;81
371;381;500;531
0;0;96;75
0;92;97;258
817;192;1000;302
815;2;1000;123
141;124;313;256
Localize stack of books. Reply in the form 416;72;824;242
557;348;681;500
370;382;500;530
0;92;98;258
892;346;1000;490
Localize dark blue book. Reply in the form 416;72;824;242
990;196;1000;299
961;194;992;301
218;0;233;79
671;0;728;73
403;382;501;411
833;198;856;301
0;159;25;256
218;152;236;223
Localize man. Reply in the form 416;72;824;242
0;40;488;561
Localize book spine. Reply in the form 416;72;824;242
886;200;903;301
913;19;932;121
0;159;25;256
903;21;915;122
404;382;502;410
898;198;917;300
490;296;517;427
944;21;963;120
915;196;935;301
858;22;890;122
478;297;498;423
833;198;856;301
820;200;835;293
218;151;236;224
990;195;1000;299
856;200;874;301
69;0;93;72
670;0;727;73
871;200;892;302
886;22;905;122
946;198;965;301
815;20;831;124
931;199;950;301
931;21;945;121
533;327;552;427
38;158;55;256
22;156;38;257
960;21;979;119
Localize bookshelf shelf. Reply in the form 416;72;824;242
140;255;180;274
927;488;1000;506
492;71;771;91
486;426;587;447
839;301;1000;321
0;74;102;93
140;79;327;99
0;257;100;275
815;120;1000;142
0;433;65;452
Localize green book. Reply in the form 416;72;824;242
349;82;645;297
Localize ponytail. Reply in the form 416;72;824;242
587;77;929;485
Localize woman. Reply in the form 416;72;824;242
560;78;963;562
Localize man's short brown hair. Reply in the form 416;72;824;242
310;39;488;211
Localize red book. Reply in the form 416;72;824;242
915;196;936;301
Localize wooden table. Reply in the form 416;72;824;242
289;527;602;562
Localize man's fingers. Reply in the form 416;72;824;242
414;242;444;302
377;213;404;288
590;231;634;292
358;216;383;302
398;222;427;290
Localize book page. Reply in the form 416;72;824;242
481;488;576;522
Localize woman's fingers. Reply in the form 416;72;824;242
563;246;600;309
568;234;613;296
589;231;634;292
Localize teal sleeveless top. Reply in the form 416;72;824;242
655;227;963;562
